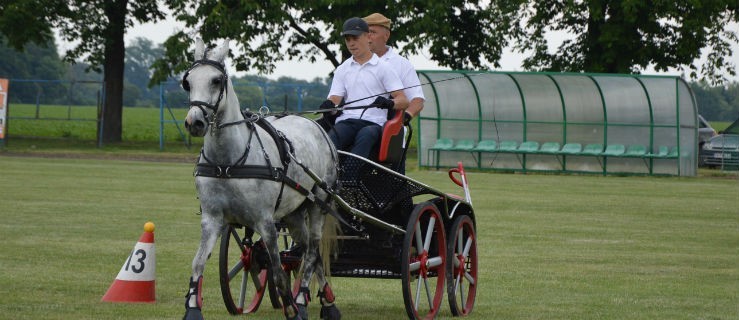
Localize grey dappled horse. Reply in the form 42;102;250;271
182;38;341;320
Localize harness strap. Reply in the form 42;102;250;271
194;163;282;180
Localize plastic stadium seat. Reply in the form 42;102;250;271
517;141;540;153
602;144;626;156
580;143;604;156
538;142;561;154
667;147;679;158
452;139;476;151
473;140;497;152
559;143;583;155
429;138;454;151
654;146;670;157
497;141;518;152
624;145;647;157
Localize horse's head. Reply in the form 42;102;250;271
183;38;231;137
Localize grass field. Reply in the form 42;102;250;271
5;104;199;152
4;104;424;155
0;155;736;320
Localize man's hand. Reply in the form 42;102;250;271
319;99;335;110
403;112;413;126
370;96;394;110
317;99;338;115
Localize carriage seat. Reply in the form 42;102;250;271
377;110;406;167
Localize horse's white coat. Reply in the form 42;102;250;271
183;38;339;320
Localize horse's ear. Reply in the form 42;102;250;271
194;38;205;60
210;39;230;63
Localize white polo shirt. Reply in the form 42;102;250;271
329;53;404;126
379;46;425;102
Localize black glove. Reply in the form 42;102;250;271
319;99;335;110
403;112;413;126
370;96;394;110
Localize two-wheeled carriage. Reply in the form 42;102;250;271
219;125;478;320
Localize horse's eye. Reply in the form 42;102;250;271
211;77;222;88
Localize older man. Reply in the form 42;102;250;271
363;13;425;124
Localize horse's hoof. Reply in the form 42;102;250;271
183;307;204;320
286;314;303;320
320;304;341;320
297;304;309;320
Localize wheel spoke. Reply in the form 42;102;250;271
464;271;476;284
423;277;433;309
238;270;248;309
414;275;422;310
228;260;244;279
409;261;421;272
423;217;436;251
427;256;443;268
414;222;424;250
462;235;473;257
458;280;466;306
230;229;247;255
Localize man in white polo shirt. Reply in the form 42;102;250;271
321;17;409;159
363;13;425;125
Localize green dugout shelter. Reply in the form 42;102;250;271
416;71;698;176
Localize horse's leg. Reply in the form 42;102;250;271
184;214;224;320
257;219;301;320
307;206;342;320
282;209;312;319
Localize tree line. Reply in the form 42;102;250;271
1;35;738;121
1;1;736;142
0;36;330;110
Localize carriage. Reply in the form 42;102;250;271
218;113;478;319
181;38;478;320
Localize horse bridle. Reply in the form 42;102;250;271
182;58;229;128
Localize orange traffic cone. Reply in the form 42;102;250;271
102;222;156;303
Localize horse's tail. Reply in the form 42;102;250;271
320;212;341;279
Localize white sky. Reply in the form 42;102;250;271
58;14;738;82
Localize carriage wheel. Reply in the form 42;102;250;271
219;225;268;314
447;215;478;316
401;202;447;320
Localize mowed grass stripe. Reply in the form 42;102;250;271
0;156;736;319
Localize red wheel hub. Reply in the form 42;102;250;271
455;254;466;276
240;246;252;270
418;251;429;278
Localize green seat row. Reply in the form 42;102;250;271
428;139;679;158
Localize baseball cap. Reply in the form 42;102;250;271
341;17;369;36
363;13;391;29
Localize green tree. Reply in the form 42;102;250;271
125;37;165;107
0;36;67;103
692;81;739;121
494;0;738;84
0;0;166;143
152;0;506;82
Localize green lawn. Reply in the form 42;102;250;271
0;155;736;319
5;104;199;152
3;104;423;155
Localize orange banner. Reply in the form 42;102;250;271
0;78;7;140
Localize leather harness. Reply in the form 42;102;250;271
194;111;339;217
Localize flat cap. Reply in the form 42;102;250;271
363;13;391;30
